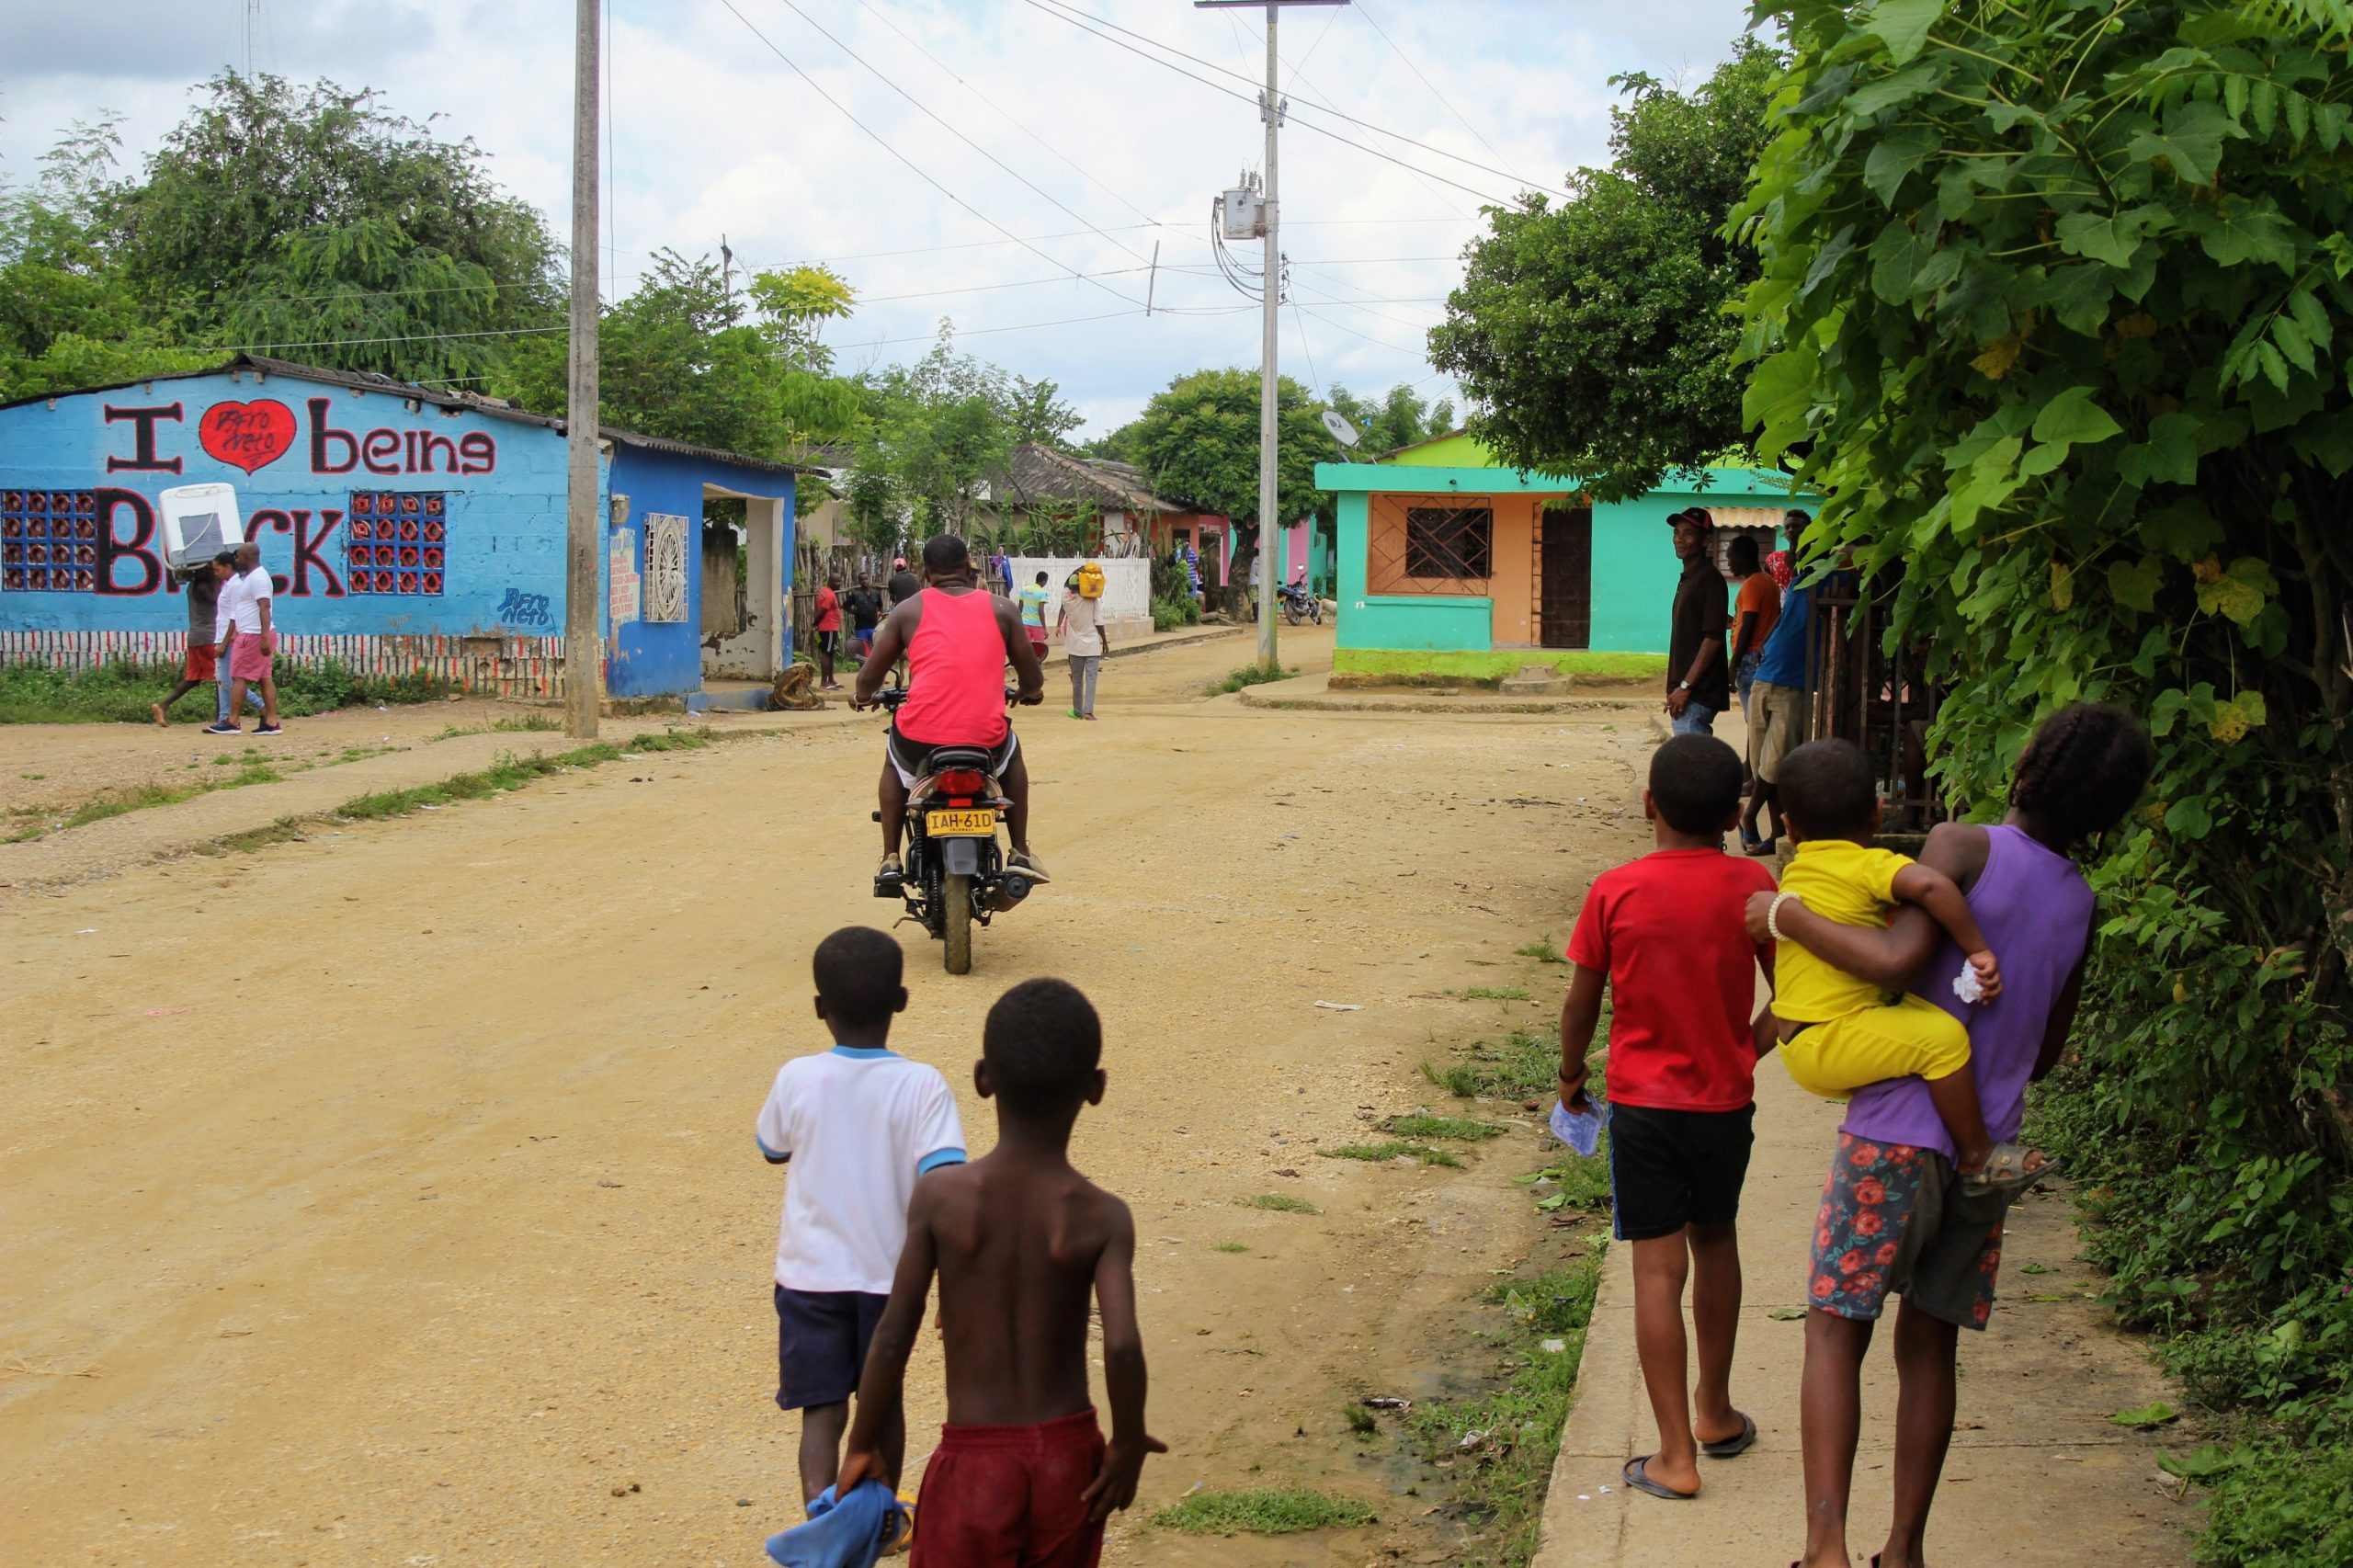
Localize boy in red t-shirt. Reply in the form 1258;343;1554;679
1558;733;1779;1502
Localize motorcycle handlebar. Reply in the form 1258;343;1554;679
870;686;1025;710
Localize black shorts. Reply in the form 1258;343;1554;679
775;1286;889;1410
1608;1102;1756;1242
816;630;841;655
885;723;1017;788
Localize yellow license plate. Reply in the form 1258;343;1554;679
925;808;998;836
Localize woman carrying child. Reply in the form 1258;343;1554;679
1748;702;2154;1568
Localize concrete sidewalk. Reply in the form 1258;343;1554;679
1529;1069;2193;1567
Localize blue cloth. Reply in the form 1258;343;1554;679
1752;583;1813;688
1671;699;1718;737
765;1481;904;1568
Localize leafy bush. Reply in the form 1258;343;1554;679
0;656;452;724
1150;594;1200;632
1738;5;2353;1557
1209;662;1293;695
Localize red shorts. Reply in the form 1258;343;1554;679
229;637;273;684
185;639;218;681
1027;632;1049;656
911;1408;1105;1568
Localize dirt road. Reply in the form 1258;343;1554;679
3;628;1655;1566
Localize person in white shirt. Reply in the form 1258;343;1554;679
1056;570;1111;721
756;926;967;1510
207;541;281;734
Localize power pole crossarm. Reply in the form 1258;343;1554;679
564;0;602;739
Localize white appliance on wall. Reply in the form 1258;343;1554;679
157;483;245;570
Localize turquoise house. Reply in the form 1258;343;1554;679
1315;433;1812;654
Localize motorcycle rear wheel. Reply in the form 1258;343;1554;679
1281;601;1303;626
941;872;973;974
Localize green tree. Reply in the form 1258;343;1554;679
106;73;562;386
0;118;211;401
1325;381;1456;453
1122;367;1332;589
850;324;1079;540
493;250;860;458
1429;37;1784;498
1738;0;2353;1530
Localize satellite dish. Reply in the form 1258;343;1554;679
1321;409;1362;449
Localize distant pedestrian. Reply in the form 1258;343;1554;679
206;541;281;735
1558;733;1779;1502
843;573;884;665
1727;533;1779;841
1665;509;1729;737
1058;565;1108;720
1742;510;1815;852
814;575;844;691
1017;570;1051;662
151;554;256;727
886;557;921;608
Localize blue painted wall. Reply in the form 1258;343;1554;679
605;445;792;699
0;369;572;637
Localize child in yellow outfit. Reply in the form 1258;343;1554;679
1764;739;2046;1192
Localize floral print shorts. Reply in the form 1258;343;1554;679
1808;1132;2008;1329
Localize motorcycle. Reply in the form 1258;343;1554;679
871;687;1037;974
1278;571;1323;626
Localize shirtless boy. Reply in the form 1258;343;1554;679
839;978;1163;1566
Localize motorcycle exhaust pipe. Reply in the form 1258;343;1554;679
988;873;1033;913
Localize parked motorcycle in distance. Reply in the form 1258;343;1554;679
1278;569;1323;626
871;687;1036;974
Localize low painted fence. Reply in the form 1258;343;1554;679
0;628;570;699
1006;556;1154;641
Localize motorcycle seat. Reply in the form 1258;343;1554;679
924;746;996;773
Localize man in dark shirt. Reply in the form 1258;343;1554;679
842;572;885;665
1665;509;1731;736
886;557;922;608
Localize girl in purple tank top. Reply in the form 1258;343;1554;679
1750;703;2154;1568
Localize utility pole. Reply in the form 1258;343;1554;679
1200;1;1346;670
563;0;602;739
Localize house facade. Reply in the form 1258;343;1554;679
0;356;801;703
1316;432;1811;654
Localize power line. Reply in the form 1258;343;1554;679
713;0;1148;308
1025;0;1562;199
762;0;1156;268
1016;0;1521;207
1293;303;1430;360
1352;0;1528;187
854;0;1167;230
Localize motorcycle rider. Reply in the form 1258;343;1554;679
856;534;1048;895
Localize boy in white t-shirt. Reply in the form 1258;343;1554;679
756;926;967;1514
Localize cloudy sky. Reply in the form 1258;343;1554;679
3;0;1761;437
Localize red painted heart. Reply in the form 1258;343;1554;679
198;399;297;474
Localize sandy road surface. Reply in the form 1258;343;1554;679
3;628;1658;1566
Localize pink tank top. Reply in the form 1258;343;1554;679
895;587;1008;746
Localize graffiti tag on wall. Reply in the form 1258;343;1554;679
496;588;551;626
5;390;504;598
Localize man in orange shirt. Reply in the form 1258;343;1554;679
1728;534;1779;851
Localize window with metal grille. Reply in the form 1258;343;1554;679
1404;505;1493;580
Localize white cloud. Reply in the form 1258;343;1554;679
0;0;1760;435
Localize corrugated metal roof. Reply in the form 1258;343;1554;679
0;353;817;476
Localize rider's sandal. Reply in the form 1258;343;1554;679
1961;1142;2056;1197
873;855;905;897
1008;850;1051;885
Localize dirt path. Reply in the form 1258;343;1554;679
0;626;1643;1566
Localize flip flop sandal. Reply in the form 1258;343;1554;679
1621;1454;1698;1501
1699;1410;1757;1458
1961;1141;2057;1197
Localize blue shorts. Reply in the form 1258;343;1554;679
774;1286;889;1410
1671;699;1719;737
